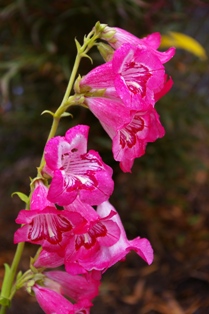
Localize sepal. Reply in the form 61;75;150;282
97;42;114;61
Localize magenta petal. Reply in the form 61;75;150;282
155;75;174;102
65;198;99;223
30;181;54;211
128;237;154;265
64;124;89;154
80;61;114;90
140;32;161;49
64;201;153;274
119;157;134;173
47;169;78;205
86;96;131;137
44;136;63;171
34;249;64;268
14;225;35;244
44;125;114;206
112;44;165;108
14;206;85;249
96;201;154;268
86;97;165;172
33;285;75;314
44;270;101;302
102;27;175;64
102;26;146;49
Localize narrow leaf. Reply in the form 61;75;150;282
41;110;54;117
12;192;29;204
0;264;11;304
82;53;93;63
60;112;73;118
75;38;81;52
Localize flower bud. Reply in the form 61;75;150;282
97;42;115;62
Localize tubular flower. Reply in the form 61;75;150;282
14;206;85;251
64;201;153;274
43;124;114;206
44;270;101;302
33;200;121;275
99;25;176;64
80;43;168;109
63;200;121;275
95;201;154;269
14;181;86;252
30;180;53;210
34;249;65;269
33;284;93;314
33;198;119;271
84;96;165;172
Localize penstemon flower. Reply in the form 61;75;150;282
33;285;93;314
14;181;86;253
33;199;153;275
43;270;101;302
99;25;175;63
43;124;114;206
65;201;153;274
0;21;175;314
84;96;165;172
32;270;101;313
80;43;170;109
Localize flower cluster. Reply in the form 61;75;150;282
79;26;175;172
13;24;174;313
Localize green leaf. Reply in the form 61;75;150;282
75;38;81;52
82;53;93;63
12;192;29;204
0;264;11;305
60;112;73;118
41;110;55;117
161;32;207;60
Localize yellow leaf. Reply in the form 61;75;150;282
160;31;207;60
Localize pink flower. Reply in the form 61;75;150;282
33;199;153;275
80;43;172;109
30;180;53;210
65;201;153;274
96;201;154;269
32;197;120;272
63;199;121;274
34;249;64;269
100;26;175;63
43;124;114;206
33;261;101;313
85;96;165;172
14;206;84;249
44;270;101;302
33;198;120;273
14;181;86;252
33;285;93;314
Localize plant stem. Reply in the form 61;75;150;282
0;242;25;314
38;52;82;171
0;26;100;313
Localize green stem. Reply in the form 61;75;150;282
0;305;6;314
0;242;25;314
38;53;82;171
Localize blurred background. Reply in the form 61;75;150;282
0;0;209;313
